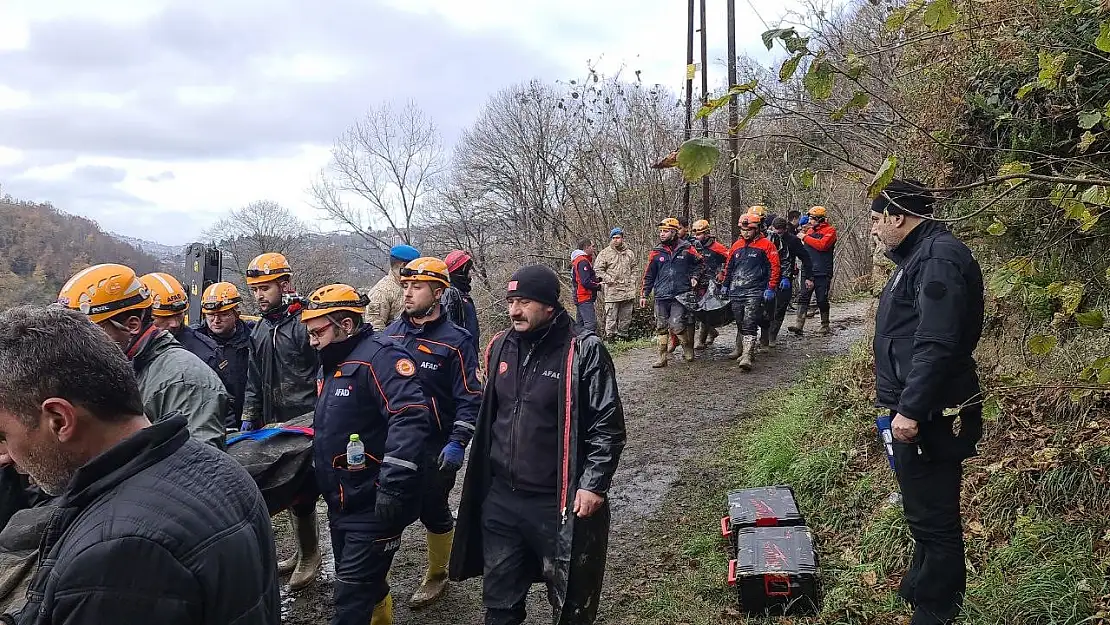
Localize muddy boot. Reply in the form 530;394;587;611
759;330;770;349
787;309;807;336
738;336;756;371
695;325;709;350
707;326;719;344
726;332;743;359
681;327;696;362
287;508;322;591
819;310;831;335
667;333;678;353
410;529;452;608
276;510;297;575
371;594;393;625
652;334;669;368
769;329;779;348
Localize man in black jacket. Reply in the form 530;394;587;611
871;180;984;625
242;252;322;591
196;281;255;430
762;217;813;347
450;265;626;625
0;305;278;625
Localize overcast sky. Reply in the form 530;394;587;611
0;0;796;245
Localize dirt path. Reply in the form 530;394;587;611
280;299;871;624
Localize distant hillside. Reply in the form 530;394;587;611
0;196;163;308
110;234;184;264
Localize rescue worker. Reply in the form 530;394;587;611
0;305;279;625
196;281;256;429
367;244;421;331
140;272;236;426
690;219;729;349
721;212;780;370
570;238;601;333
787;210;802;234
790;206;837;335
241;252;321;592
594;227;636;342
760;217;812;347
640;218;705;368
442;250;481;350
449;265;626;625
301;284;433;625
872;180;984;625
57;263;228;448
384;257;482;609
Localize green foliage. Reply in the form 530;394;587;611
736;95;766;131
868;156;899;198
802;56;835;100
694;81;757;120
780;52;805;82
1028;334;1058;355
675;138;721;182
923;0;957;31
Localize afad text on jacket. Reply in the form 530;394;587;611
641;240;705;300
723;234;781;296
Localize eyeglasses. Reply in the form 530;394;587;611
306;324;337;341
204;310;237;320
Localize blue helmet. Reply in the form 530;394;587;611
609;227;624;238
798;216;810;226
389;244;420;263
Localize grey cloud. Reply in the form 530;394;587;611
0;0;564;161
72;165;127;184
145;170;176;182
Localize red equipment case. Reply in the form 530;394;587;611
727;525;820;615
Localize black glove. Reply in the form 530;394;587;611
374;490;404;525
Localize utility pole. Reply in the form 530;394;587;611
727;0;742;241
699;0;711;221
683;0;695;224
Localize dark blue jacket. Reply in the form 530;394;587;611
6;417;279;625
723;235;781;297
874;220;983;422
385;313;482;450
571;252;601;304
442;286;480;351
197;319;255;428
176;325;221;372
313;328;432;529
640;240;705;300
801;221;837;277
767;230;813;283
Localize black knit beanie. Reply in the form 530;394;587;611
871;179;936;217
506;265;561;307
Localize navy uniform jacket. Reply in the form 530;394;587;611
313;327;433;529
385;313;482;450
196;319;255;428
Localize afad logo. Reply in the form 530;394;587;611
395;358;416;377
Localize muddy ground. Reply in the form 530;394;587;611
279;299;871;624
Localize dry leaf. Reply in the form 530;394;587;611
862;571;878;586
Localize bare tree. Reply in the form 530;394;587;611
202;200;342;306
312;101;446;267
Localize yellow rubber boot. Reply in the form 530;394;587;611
409;530;453;608
370;594;393;625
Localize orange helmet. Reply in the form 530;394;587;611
400;257;451;288
748;205;767;218
658;217;681;231
58;263;152;324
691;219;711;235
301;284;369;322
202;282;243;313
140;273;189;317
246;252;292;285
738;213;762;229
808;205;828;218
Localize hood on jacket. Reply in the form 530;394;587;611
129;326;180;371
571;249;587;261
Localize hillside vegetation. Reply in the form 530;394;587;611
0;196;161;308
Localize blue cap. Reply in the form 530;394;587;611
798;216;810;226
389;244;420;262
609;227;624;238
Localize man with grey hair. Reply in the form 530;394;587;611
0;305;279;625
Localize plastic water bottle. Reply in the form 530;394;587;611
876;413;896;471
346;434;365;469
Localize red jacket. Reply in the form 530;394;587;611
571;252;600;304
723;234;781;295
802;221;837;277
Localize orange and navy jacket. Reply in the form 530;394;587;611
385;313;482;449
641;240;705;300
802;221;837;277
313;326;432;527
723;234;781;297
694;236;730;277
570;251;601;304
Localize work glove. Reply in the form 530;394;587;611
779;277;791;291
438;441;465;472
763;288;776;302
240;419;259;432
374;490;405;525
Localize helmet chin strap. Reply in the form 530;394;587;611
410;301;438;320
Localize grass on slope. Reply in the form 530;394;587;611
611;343;1109;625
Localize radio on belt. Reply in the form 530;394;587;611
720;485;805;546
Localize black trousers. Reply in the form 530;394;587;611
730;295;763;336
330;519;402;625
796;275;831;314
893;413;975;625
482;479;559;625
420;463;457;535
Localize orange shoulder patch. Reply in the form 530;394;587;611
396;358;416;377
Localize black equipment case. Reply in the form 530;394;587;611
727;525;819;615
720;485;805;545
